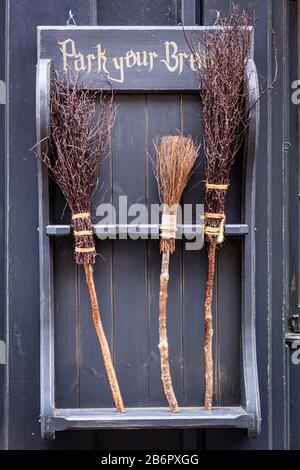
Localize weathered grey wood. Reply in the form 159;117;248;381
145;94;164;408
181;0;196;26
181;93;205;407
46;223;248;237
51;406;254;430
216;143;243;406
53;239;79;408
112;94;149;406
0;0;6;449
37;59;56;439
268;0;290;450
97;0;179;27
217;239;242;405
202;0;231;25
241;58;261;437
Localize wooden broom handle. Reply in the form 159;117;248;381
84;263;125;413
204;242;216;411
159;250;179;412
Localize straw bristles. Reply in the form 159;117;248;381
154;135;199;254
154;135;199;208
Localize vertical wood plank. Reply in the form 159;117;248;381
0;0;5;449
5;0;96;449
181;94;205;407
216;156;242;406
53;237;79;408
147;94;184;407
51;180;80;409
181;92;204;451
288;0;300;451
202;0;230;25
181;0;196;25
217;239;242;406
97;0;179;26
209;156;242;406
112;94;148;406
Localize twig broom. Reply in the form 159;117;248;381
153;135;199;412
190;6;255;410
39;75;125;413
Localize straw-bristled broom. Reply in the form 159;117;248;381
153;136;199;412
190;6;254;410
39;74;125;413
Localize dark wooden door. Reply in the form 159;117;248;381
1;0;297;450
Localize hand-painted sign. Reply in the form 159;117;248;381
57;37;202;84
38;26;209;91
38;26;252;91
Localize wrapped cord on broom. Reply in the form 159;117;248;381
153;136;199;412
39;74;125;413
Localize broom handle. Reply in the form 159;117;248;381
204;242;216;411
84;263;125;413
159;250;179;413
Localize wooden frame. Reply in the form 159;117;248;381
36;26;260;440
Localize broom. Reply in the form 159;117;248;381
39;74;125;413
153;135;199;412
190;6;254;410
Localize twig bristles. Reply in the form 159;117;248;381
187;4;269;410
153;135;199;254
41;73;114;264
37;73;125;413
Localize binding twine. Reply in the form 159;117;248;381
72;212;91;220
72;212;96;258
160;214;177;254
204;182;229;244
205;181;229;191
75;247;95;253
160;214;177;240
